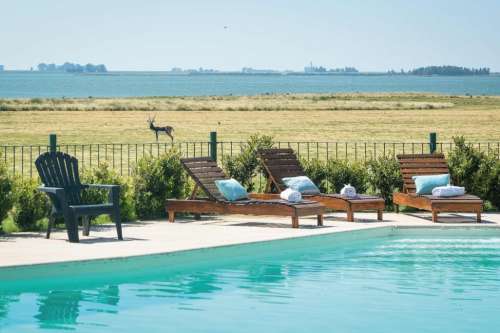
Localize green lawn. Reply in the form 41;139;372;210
1;93;500;145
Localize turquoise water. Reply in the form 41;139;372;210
1;72;500;97
1;227;500;332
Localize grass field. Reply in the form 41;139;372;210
1;93;500;145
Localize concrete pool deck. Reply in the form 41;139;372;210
1;212;500;268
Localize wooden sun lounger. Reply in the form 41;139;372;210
165;157;325;228
393;153;483;222
255;148;385;222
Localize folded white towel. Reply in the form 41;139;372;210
432;185;465;197
280;188;302;202
340;184;357;198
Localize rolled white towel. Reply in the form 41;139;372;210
432;185;465;197
280;188;302;202
340;184;357;198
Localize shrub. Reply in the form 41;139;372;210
447;136;484;194
222;135;274;191
133;149;190;219
300;158;328;192
448;136;500;210
0;158;14;229
483;160;500;209
326;159;368;194
367;155;403;206
12;178;50;231
81;163;136;222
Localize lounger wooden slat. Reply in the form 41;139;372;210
393;153;483;222
256;148;385;222
165;157;325;228
264;159;303;167
401;167;450;174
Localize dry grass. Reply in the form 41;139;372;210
0;93;499;144
0;94;456;111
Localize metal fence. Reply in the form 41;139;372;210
2;141;500;178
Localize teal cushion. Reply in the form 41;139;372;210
282;176;320;195
412;174;450;195
215;178;249;201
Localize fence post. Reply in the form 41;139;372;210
210;131;217;161
49;133;57;153
429;132;437;154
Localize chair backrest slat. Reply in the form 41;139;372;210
35;152;83;205
396;153;450;194
258;148;305;192
180;157;228;201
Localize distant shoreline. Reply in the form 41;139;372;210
1;70;498;77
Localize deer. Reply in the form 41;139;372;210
147;115;174;142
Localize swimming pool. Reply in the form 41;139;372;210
1;227;499;332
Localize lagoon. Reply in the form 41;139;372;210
1;72;500;98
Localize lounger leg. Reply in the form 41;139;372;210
317;215;323;226
292;216;299;228
82;216;90;236
46;215;55;239
394;204;399;213
476;210;481;223
377;210;383;221
168;211;175;223
432;210;438;222
347;209;354;222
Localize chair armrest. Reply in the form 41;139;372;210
38;186;69;211
38;186;65;194
84;184;120;190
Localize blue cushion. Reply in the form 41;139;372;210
282;176;320;195
215;178;249;201
412;174;450;195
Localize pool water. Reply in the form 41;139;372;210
1;227;499;332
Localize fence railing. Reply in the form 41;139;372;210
2;141;500;178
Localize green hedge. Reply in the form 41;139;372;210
1;140;499;234
223;134;274;191
366;156;403;207
301;159;328;192
82;162;136;222
326;159;368;194
448;136;500;209
301;157;401;206
133;149;191;219
0;157;14;231
12;178;50;231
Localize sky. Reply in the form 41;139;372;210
1;0;499;71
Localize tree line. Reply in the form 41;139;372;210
37;62;107;73
410;66;490;76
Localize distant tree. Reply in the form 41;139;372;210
36;62;107;73
411;65;490;76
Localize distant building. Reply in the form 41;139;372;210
304;62;358;74
168;67;219;74
0;65;4;71
241;67;279;74
304;62;326;73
